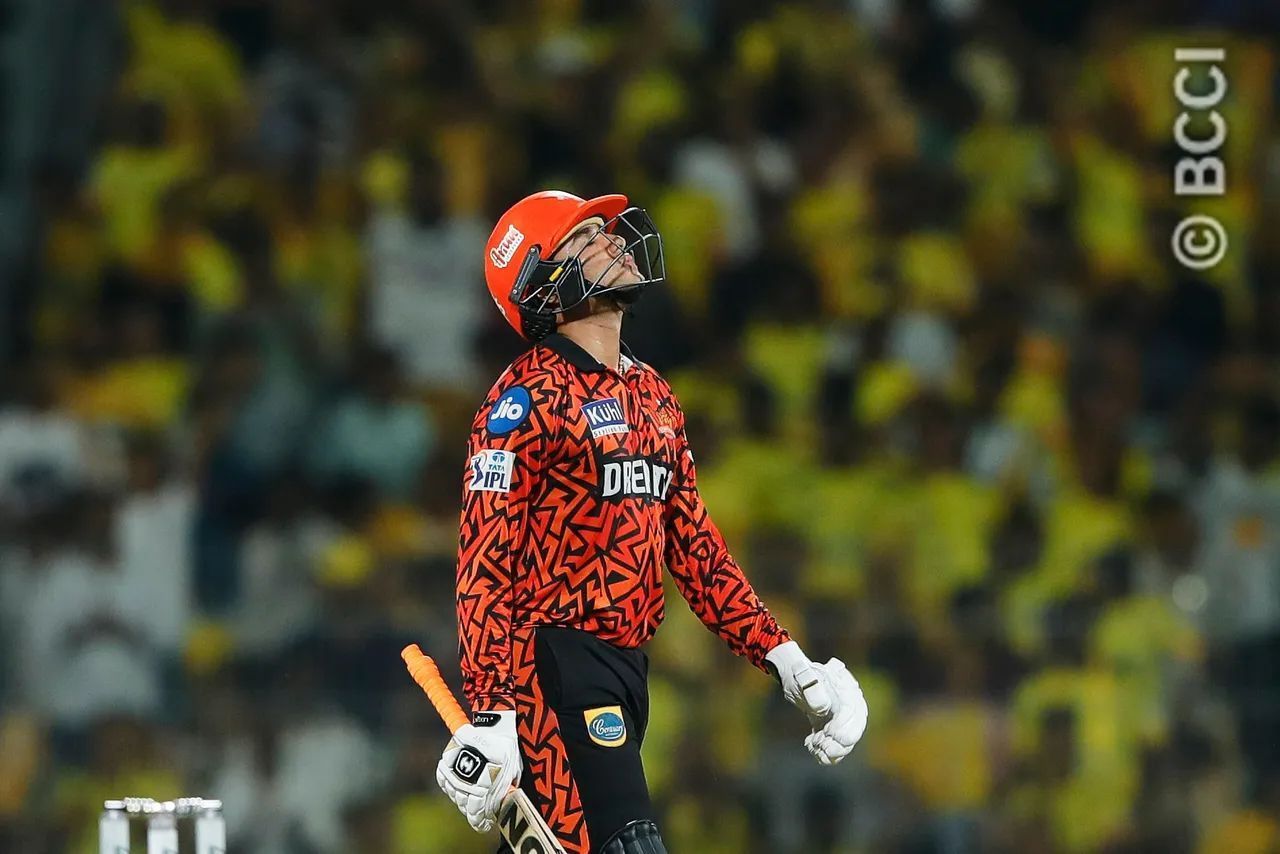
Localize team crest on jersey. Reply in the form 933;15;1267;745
468;449;514;493
582;397;628;439
584;706;627;747
655;401;678;439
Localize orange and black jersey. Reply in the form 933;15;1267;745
457;334;790;711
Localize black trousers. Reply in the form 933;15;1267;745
498;626;657;854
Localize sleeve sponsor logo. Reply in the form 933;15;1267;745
487;386;531;435
582;397;628;439
469;449;514;493
584;706;627;747
489;224;525;268
600;455;672;501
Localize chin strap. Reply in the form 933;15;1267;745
609;284;644;306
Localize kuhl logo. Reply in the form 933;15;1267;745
582;397;628;439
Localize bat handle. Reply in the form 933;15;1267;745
401;644;471;734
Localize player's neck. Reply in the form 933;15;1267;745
558;310;623;373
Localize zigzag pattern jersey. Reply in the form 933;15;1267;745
456;334;790;851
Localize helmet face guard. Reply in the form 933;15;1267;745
509;207;665;340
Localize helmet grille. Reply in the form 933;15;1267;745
519;308;557;342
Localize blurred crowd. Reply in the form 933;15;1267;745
2;0;1279;852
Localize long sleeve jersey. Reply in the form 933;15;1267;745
457;333;790;710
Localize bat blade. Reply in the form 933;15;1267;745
499;789;566;854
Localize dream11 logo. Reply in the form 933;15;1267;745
1170;47;1229;271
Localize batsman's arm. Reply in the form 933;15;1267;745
457;372;560;711
661;397;791;670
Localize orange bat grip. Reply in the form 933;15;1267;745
401;644;470;734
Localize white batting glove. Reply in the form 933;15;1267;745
435;710;522;832
803;658;868;765
766;642;868;765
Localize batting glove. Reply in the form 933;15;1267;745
436;710;522;832
766;641;868;765
803;658;868;765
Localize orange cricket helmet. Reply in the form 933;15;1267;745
483;190;665;340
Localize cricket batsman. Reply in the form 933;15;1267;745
436;190;869;853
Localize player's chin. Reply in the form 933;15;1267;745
602;267;644;291
587;295;627;316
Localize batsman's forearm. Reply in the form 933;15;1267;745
455;547;518;709
668;552;792;669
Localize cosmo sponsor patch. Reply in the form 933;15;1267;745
584;706;627;747
488;386;531;435
468;449;514;493
582;397;628;439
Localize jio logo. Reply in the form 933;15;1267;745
493;399;524;421
488;387;531;435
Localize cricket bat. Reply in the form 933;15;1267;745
401;645;566;854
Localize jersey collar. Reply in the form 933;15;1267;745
542;333;638;374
